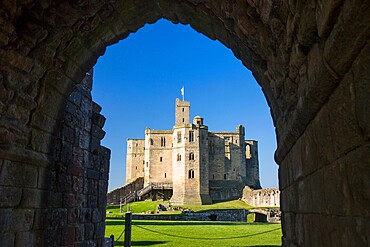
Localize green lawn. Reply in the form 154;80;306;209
105;219;282;246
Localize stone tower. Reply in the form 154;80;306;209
170;99;212;205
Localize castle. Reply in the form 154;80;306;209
125;98;261;205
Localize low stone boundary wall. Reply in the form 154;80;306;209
132;209;247;222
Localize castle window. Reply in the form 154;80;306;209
135;166;137;170
189;152;195;160
182;118;184;122
189;131;194;142
177;154;181;161
224;174;227;180
146;162;149;167
161;137;166;147
134;154;136;157
212;174;215;179
188;169;195;179
136;143;138;147
150;138;154;145
177;131;182;143
246;145;251;159
182;108;184;112
160;157;163;162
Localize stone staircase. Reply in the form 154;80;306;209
121;182;173;205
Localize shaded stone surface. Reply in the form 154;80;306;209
0;1;369;246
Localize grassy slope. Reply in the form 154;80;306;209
105;200;282;246
106;199;253;217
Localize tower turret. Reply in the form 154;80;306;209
175;98;190;126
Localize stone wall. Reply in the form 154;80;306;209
133;209;247;222
47;71;111;246
242;186;280;207
0;71;111;246
107;177;144;205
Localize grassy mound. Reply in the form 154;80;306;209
106;199;253;218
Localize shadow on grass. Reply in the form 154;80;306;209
106;218;279;227
105;219;125;226
114;241;168;246
133;224;281;240
133;221;273;226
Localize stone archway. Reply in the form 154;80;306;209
0;1;369;246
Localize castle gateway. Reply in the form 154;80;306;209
125;98;261;205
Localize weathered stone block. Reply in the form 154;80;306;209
33;209;49;230
323;1;370;76
316;0;342;38
0;232;15;247
85;223;94;240
15;231;37;247
344;144;370;217
21;188;46;208
0;208;12;233
11;209;34;232
0;186;22;207
353;42;370;139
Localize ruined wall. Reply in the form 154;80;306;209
107;177;144;205
242;186;280;207
49;72;110;246
125;139;145;183
245;140;261;189
0;71;110;246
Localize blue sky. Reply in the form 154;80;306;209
92;19;278;192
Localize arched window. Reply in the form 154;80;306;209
150;138;154;145
189;152;195;160
246;144;251;159
188;169;195;179
177;154;181;161
189;131;194;142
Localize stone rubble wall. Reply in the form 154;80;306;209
132;209;247;222
107;177;144;205
242;186;280;207
48;71;111;246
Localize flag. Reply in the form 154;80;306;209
181;86;184;96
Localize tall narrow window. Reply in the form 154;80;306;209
182;108;184;112
224;174;227;180
160;157;163;162
189;152;194;160
182;118;184;122
188;169;195;179
177;154;181;161
150;138;154;145
189;131;194;142
177;131;182;143
164;173;167;178
160;137;166;147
